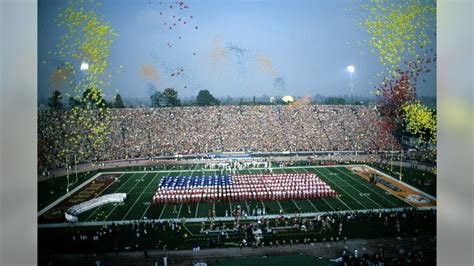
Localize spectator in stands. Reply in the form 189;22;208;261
38;105;400;172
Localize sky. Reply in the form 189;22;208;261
38;0;436;101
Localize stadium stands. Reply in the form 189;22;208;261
38;105;400;172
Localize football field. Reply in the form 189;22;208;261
37;165;424;225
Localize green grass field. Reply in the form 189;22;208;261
43;165;413;223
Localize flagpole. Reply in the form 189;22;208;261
74;154;78;184
66;154;70;194
390;148;394;171
399;149;403;181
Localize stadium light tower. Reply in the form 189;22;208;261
347;65;355;103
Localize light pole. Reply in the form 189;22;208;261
347;65;355;103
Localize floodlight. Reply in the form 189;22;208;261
347;65;355;73
80;61;89;71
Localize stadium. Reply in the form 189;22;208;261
37;0;437;265
38;107;437;265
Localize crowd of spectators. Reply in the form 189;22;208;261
38;105;400;172
39;208;435;262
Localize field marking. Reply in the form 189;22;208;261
38;172;103;217
323;168;384;209
329;167;387;208
276;200;284;214
40;205;436;228
176;169;195;219
313;168;367;209
95;164;360;176
194;202;200;218
176;204;183;219
260;200;266;212
182;224;195;237
159;169;188;219
140;171;172;220
84;173;138;222
40;165;437;226
301;168;348;211
282;168;305;212
63;174;120;221
245;199;251;214
255;169;268;213
315;169;370;209
103;173;145;221
334;167;400;208
76;165;411;222
158;203;167;219
365;165;436;200
177;168;198;219
291;199;301;211
122;172;160;220
321;197;338;211
283;168;324;212
306;199;319;212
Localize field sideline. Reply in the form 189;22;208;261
39;165;437;227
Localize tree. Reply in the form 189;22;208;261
196;90;220;106
48;90;63;109
113;93;125;108
82;87;107;109
146;83;157;97
163;88;181;107
150;91;164;107
69;97;81;108
323;97;346;105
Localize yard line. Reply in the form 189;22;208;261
276;200;285;214
174;168;190;220
302;168;352;211
195;167;214;219
177;168;197;219
104;173;147;221
321;197;338;211
194;202;200;218
84;173;137;222
140;171;172;220
306;199;319;212
89;173;124;198
122;172;160;220
183;224;195;237
291;199;300;210
255;169;267;213
281;168;304;211
296;168;321;212
176;204;183;219
334;167;400;207
158;203;167;219
245;200;251;214
325;168;384;209
314;168;369;209
260;200;266;212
